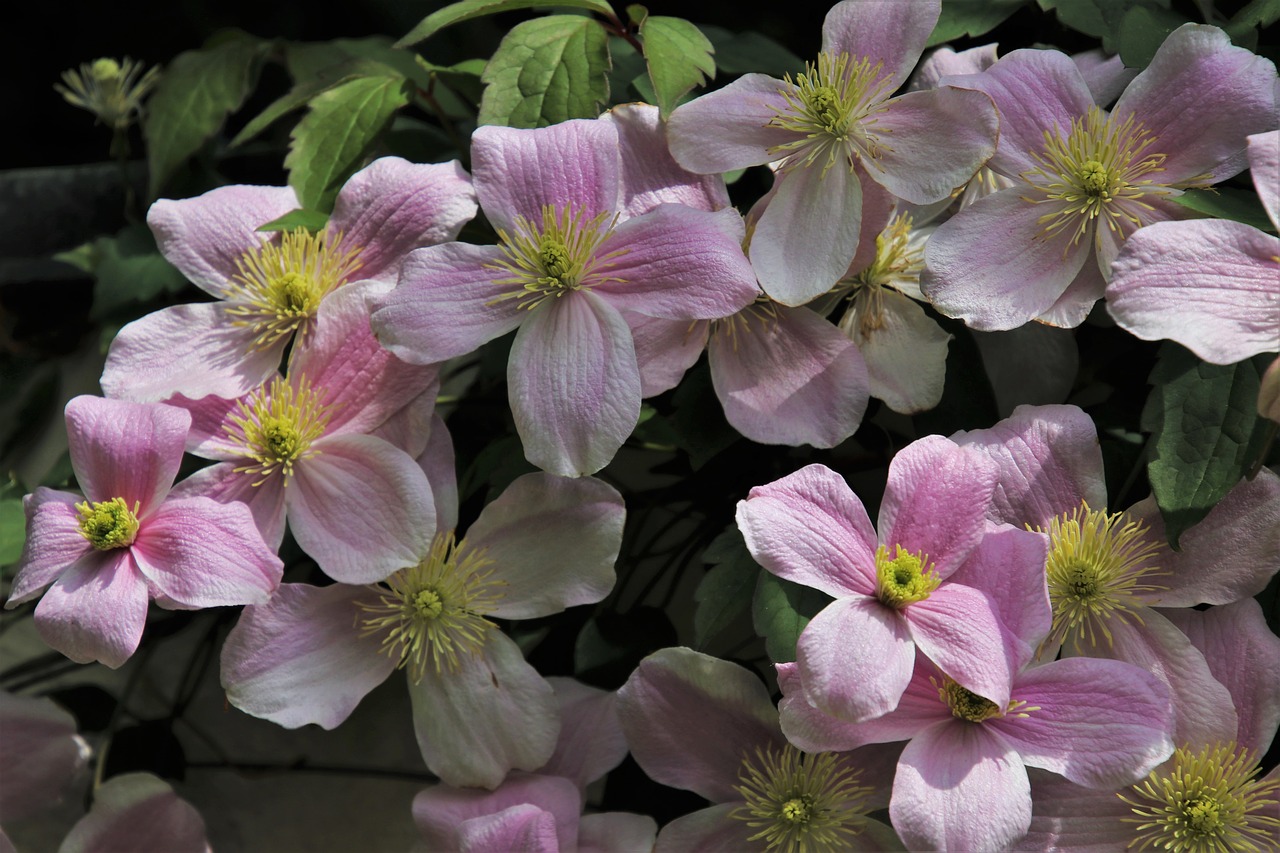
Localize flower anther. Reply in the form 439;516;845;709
224;375;336;486
75;497;141;550
874;543;939;609
55;56;160;130
839;213;924;336
487;205;626;311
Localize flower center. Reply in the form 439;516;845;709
76;497;141;550
732;743;871;852
711;294;779;350
56;56;160;129
225;229;363;352
938;677;1003;723
224;374;336;486
874;544;939;609
1036;501;1166;650
769;51;893;175
1120;743;1280;853
1021;106;1171;250
358;532;507;680
486;205;625;312
837;213;925;338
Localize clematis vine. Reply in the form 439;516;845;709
666;0;998;306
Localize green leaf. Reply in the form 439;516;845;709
928;0;1028;46
398;0;617;48
1036;0;1108;39
1141;344;1266;547
256;209;331;234
0;499;23;566
1115;4;1188;68
144;35;265;198
752;572;831;664
1173;187;1275;233
693;528;759;649
479;15;611;128
669;360;740;469
231;57;396;148
700;25;803;77
285;72;412;212
55;226;188;321
636;16;715;118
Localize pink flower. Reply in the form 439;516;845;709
58;773;210;853
0;691;89;823
371;118;759;476
101;157;477;403
667;0;998;305
4;396;281;667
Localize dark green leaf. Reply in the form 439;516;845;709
285;72;412;212
1037;0;1108;40
1174;187;1275;233
256;209;331;234
1116;5;1188;68
398;0;617;48
144;35;266;197
479;15;611;128
693;528;759;649
0;497;23;566
928;0;1028;47
700;25;803;77
637;16;715;118
54;226;188;321
1141;344;1266;547
752;572;831;664
669;360;740;469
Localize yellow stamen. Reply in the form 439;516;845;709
874;543;939;609
224;375;336;486
75;497;141;550
486;205;626;312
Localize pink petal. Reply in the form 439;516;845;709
464;473;623;619
577;813;659;853
1034;234;1108;327
709;304;869;448
850;288;950;414
952;403;1108;528
822;0;939;93
370;243;525;365
796;596;915;723
8;489;94;604
879;435;994;578
328;157;477;282
911;43;999;91
101;302;282;403
1015;768;1133;853
471;121;621;234
34;551;148;668
413;774;580;853
1071;48;1138;106
458;805;560;853
58;772;209;853
624;312;707;398
989;656;1174;788
653;803;752;853
891;722;1032;853
736;463;879;599
408;631;560;789
615;647;785;804
603;103;731;217
289;434;434;584
130;497;281;607
417;413;459;533
863;87;998;205
1105;219;1280;364
219;583;395;730
507;292;640;477
168;462;287;552
907;583;1017;709
542;678;627;791
65;395;189;515
147;184;298;299
0;692;89;823
1112;23;1279;184
1249;130;1279;230
591;206;758;320
921;188;1091;331
666;73;796;174
751;160;863;306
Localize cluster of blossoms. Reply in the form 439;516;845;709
5;0;1278;849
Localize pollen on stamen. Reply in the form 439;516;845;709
224;229;363;351
711;294;778;351
75;497;142;550
356;532;507;681
874;543;939;609
485;205;626;312
837;213;925;339
224;374;336;487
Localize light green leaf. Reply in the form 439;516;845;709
1141;343;1267;547
928;0;1028;46
478;15;611;128
231;57;394;148
637;16;715;118
398;0;617;48
693;528;759;649
1174;187;1276;233
144;35;265;198
285;72;412;212
752;572;831;664
256;208;331;233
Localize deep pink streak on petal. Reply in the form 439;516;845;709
736;463;879;599
413;774;581;853
219;583;394;730
822;0;939;93
666;74;797;175
65;396;189;517
907;583;1017;709
507;292;640;477
471;120;621;234
34;551;148;669
604;103;731;218
797;596;915;723
328;157;477;283
8;489;94;605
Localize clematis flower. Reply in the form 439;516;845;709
922;24;1278;330
58;773;210;853
615;647;903;852
101;157;477;402
665;0;997;306
167;280;437;584
371;118;758;477
219;470;624;789
0;691;90;824
1106;129;1280;363
736;439;1049;724
4;396;281;668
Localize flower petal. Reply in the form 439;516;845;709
823;0;939;93
508;292;640;477
911;43;999;91
797;596;915;723
0;692;89;823
418;413;459;533
1015;768;1133;853
65;395;189;515
945;525;1052;666
168;462;287;552
654;804;753;853
34;552;148;668
1249;130;1279;230
578;813;659;853
848;288;951;414
413;773;581;853
219;583;395;729
604;103;731;217
624;312;707;398
907;583;1018;708
58;773;208;853
667;74;796;174
458;804;560;853
1034;241;1108;328
8;489;94;605
542;677;628;791
1071;48;1138;106
972;324;1080;419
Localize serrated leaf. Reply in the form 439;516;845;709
398;0;617;48
752;572;831;664
1174;187;1275;233
1141;344;1266;547
144;35;265;198
479;15;611;128
928;0;1028;46
256;209;331;233
693;528;759;649
231;57;395;148
285;73;411;212
637;16;715;118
